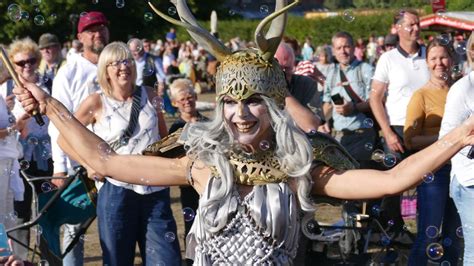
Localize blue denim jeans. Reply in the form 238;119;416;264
408;164;461;265
97;182;181;266
450;174;474;265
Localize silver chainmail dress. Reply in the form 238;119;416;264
186;176;300;265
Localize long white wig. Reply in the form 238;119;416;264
184;95;315;231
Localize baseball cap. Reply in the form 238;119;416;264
77;11;108;33
38;33;60;49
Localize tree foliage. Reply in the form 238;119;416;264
176;13;394;47
446;0;474;11
0;0;224;45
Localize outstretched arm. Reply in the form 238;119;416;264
312;119;474;199
14;78;190;188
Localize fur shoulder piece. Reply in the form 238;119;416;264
142;128;186;158
308;132;359;170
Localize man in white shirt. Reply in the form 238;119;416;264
370;9;429;156
49;11;109;266
369;9;429;243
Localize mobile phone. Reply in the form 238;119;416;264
331;93;344;105
0;223;11;257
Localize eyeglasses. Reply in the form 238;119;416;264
176;96;195;104
14;58;37;67
106;59;134;69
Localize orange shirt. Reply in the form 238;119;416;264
403;86;448;151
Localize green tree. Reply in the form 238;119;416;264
0;1;224;44
446;0;474;11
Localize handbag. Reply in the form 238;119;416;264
400;189;417;220
338;69;381;132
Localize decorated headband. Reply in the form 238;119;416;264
148;0;300;106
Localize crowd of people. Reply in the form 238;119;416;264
1;3;474;266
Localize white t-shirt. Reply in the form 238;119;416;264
439;71;474;187
49;54;100;174
372;46;429;126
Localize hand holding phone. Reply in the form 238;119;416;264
331;93;344;105
0;224;12;257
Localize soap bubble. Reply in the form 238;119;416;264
456;226;463;238
364;143;374;151
164;232;176;242
381;235;391;246
383;153;397;168
41;182;54;193
437;34;450;45
426;225;439;239
28;137;39;146
116;0;125;8
19;160;30;170
183;207;195;222
422;172;435;183
362;118;374;128
371;149;385;162
33;15;45;26
426;242;444;260
371;205;381;216
259;140;270;151
98;142;112;160
168;7;177;16
342;9;355;22
21;11;30;20
454;42;466;55
144;12;153;21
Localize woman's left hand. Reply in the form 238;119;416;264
13;76;50;115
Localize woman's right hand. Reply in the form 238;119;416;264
12;75;49;115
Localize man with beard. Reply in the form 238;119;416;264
48;11;109;266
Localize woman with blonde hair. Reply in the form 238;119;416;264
1;37;51;259
71;41;180;265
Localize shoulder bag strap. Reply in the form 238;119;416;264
339;68;364;103
109;87;143;151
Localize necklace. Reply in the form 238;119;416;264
226;149;289;185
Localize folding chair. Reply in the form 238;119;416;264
6;166;96;266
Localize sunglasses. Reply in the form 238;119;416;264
14;58;37;67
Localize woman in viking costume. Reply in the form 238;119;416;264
13;1;474;264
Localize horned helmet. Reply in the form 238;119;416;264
148;0;299;107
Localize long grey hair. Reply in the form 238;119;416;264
184;95;315;232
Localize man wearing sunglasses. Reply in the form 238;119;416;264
48;11;110;266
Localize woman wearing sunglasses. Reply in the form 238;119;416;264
0;37;52;259
70;42;180;265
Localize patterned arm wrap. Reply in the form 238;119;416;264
309;131;359;171
142;128;186;158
